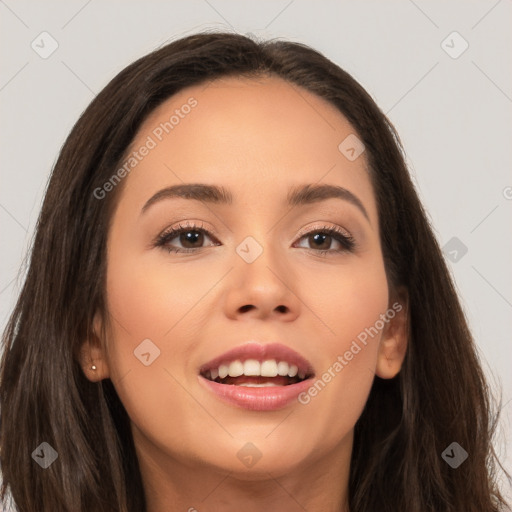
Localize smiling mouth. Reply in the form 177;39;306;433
200;359;314;387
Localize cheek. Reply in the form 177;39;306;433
101;246;221;451
104;238;215;349
304;250;389;356
295;254;389;428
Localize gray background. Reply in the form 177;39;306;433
1;0;511;502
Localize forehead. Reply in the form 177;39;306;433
117;75;377;223
139;75;357;158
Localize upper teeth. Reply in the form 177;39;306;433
210;359;306;380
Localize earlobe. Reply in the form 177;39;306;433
375;338;406;379
81;354;108;382
79;311;110;382
375;290;409;379
83;353;109;381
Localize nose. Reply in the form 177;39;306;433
222;241;301;322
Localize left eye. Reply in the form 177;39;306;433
155;223;355;254
294;227;355;253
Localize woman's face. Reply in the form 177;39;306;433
85;76;406;482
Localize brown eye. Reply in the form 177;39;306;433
155;223;218;253
295;226;356;254
308;232;334;251
155;223;355;255
174;230;205;249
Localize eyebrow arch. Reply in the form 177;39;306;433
140;182;370;222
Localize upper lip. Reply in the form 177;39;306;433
199;342;315;376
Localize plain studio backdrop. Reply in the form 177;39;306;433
0;0;511;505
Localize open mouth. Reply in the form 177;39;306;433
198;345;315;410
200;359;314;387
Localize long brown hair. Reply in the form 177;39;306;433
1;31;509;512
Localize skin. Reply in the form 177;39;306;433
81;76;408;512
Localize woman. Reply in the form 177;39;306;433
0;31;509;511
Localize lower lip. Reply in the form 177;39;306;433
198;375;313;411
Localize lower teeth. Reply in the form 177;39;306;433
236;382;284;387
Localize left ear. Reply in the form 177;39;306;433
375;287;409;379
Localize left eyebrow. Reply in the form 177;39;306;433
287;183;369;222
140;182;370;222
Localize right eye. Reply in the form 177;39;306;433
155;222;220;253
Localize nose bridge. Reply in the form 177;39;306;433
230;207;282;268
223;227;300;319
237;233;283;283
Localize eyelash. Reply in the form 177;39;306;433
154;222;356;256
